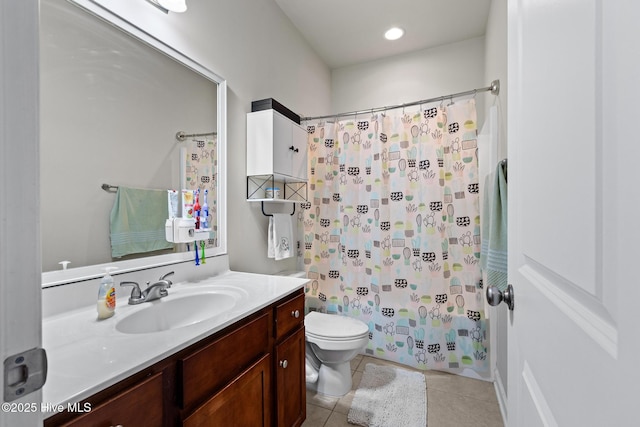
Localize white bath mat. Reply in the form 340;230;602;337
348;363;427;427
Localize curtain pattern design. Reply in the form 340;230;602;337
184;136;218;246
300;99;488;373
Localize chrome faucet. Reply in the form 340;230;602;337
120;281;144;305
143;280;170;301
120;280;170;305
159;271;175;288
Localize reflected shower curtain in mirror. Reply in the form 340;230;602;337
184;136;218;247
300;99;487;374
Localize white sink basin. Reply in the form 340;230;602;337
116;292;237;334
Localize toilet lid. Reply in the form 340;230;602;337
305;311;369;340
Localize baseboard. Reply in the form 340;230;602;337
493;367;508;426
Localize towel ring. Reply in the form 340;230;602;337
261;202;296;217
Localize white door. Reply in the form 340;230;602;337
507;1;640;425
0;0;44;426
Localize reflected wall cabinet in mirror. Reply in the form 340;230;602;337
40;0;227;286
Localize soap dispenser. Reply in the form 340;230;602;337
97;267;117;320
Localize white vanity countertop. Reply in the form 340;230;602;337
42;270;307;414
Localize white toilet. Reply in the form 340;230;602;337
304;311;369;397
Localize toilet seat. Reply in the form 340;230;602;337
305;312;369;343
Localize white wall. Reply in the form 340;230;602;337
485;0;508;161
55;0;332;274
331;37;487;122
484;0;508;409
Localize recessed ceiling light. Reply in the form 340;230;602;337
384;27;405;41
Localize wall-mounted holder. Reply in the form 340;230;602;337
247;174;307;202
261;201;295;217
165;218;211;243
193;229;212;240
165;218;194;243
247;174;307;217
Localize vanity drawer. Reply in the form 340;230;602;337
57;372;163;427
179;311;271;410
274;291;304;341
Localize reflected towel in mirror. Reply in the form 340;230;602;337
109;187;174;258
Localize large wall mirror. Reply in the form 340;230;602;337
40;0;227;286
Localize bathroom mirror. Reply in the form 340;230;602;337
40;0;227;286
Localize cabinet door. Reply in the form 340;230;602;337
275;327;306;427
247;110;275;177
57;372;163;427
183;354;272;427
290;124;308;181
180;312;270;410
247;109;307;181
272;111;293;177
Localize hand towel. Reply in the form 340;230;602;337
109;187;174;258
268;213;294;260
480;162;508;290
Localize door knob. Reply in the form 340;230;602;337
280;360;288;368
486;284;514;311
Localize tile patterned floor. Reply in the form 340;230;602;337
302;355;505;427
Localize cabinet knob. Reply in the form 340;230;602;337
280;359;288;369
289;145;299;153
291;310;300;318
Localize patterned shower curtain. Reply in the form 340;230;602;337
184;135;218;247
299;99;488;374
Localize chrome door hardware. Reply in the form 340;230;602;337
3;348;47;402
486;284;515;311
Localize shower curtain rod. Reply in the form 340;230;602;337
301;79;500;122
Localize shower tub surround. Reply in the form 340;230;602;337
41;261;307;423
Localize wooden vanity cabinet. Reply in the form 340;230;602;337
48;371;164;427
275;328;305;427
44;289;306;427
179;312;271;412
182;354;272;427
273;293;306;427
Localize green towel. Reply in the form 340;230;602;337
480;162;508;291
109;187;174;258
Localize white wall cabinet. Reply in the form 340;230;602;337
247;109;308;181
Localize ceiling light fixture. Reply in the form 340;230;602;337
146;0;187;13
384;27;405;41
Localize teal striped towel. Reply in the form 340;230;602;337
109;187;174;258
480;162;508;291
